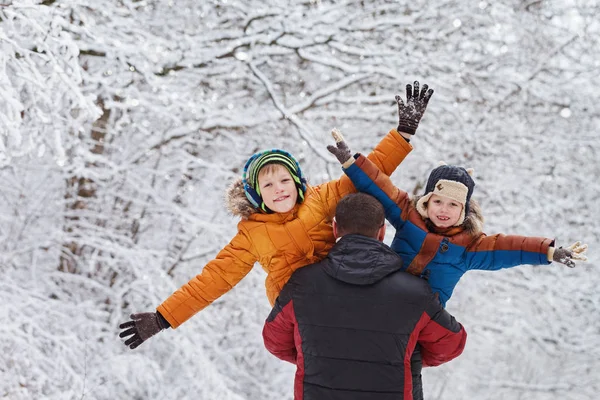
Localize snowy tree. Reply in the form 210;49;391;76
1;0;599;399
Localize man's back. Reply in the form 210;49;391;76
263;234;466;400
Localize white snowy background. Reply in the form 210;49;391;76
1;0;599;399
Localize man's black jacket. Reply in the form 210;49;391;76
263;234;466;400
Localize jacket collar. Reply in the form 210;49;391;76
426;222;464;236
248;206;298;222
323;234;403;285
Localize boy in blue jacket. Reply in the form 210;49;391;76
327;127;588;307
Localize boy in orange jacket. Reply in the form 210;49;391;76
119;82;434;349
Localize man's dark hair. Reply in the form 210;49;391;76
335;193;385;238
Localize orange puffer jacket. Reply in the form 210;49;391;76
157;130;412;328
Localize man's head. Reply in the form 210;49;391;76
416;163;475;227
333;193;386;240
242;149;306;213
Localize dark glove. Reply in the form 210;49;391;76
553;241;588;268
119;312;170;349
396;81;434;135
326;128;352;165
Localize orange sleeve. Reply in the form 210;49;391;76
157;229;257;328
367;129;413;176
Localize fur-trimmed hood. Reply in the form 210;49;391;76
411;195;484;236
225;179;258;219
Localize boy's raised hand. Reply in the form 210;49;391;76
327;128;353;167
396;81;434;135
553;241;588;268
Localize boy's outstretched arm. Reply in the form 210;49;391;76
466;236;589;271
549;241;588;268
466;234;554;270
155;231;257;329
118;233;256;349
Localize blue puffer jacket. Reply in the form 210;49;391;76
344;154;554;307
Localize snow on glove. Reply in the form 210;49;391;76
119;312;169;349
553;241;588;268
396;81;434;135
326;128;353;166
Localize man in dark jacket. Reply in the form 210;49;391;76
263;193;467;400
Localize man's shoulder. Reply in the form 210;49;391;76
289;259;328;282
275;260;329;306
385;270;435;299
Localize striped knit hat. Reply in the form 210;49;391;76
242;149;307;213
416;164;475;226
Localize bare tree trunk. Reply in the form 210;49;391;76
59;98;110;273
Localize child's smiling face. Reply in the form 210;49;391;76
258;164;298;213
426;194;463;228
